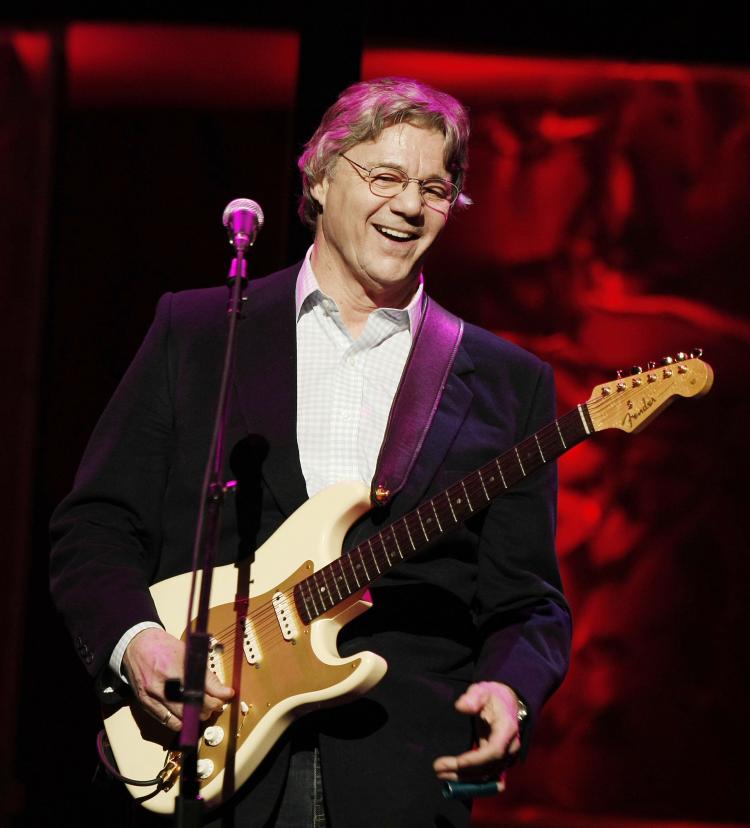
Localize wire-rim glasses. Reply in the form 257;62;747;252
341;154;459;207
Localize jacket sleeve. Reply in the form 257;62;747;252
472;360;571;742
49;293;177;686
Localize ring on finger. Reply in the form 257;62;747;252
162;710;173;725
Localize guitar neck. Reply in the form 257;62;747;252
294;403;595;623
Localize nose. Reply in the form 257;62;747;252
388;179;424;218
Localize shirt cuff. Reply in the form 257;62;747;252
109;621;164;684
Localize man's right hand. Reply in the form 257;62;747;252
122;627;234;733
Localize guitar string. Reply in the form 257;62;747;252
201;369;697;653
202;409;580;649
202;387;657;649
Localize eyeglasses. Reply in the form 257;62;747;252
341;155;459;206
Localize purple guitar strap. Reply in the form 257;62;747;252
370;296;464;507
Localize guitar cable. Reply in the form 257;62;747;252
96;729;166;786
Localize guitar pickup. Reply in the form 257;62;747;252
242;617;261;665
208;638;226;684
272;591;298;641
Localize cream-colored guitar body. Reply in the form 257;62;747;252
103;480;387;814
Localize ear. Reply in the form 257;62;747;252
311;176;330;211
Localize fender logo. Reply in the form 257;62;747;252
622;395;657;428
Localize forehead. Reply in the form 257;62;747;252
351;123;449;176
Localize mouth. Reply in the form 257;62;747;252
373;224;419;243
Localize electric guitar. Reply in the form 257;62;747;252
103;352;713;813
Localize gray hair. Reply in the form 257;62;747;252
297;76;471;229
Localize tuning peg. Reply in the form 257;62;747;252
647;361;656;370
690;347;703;359
615;369;624;379
661;356;674;365
675;352;688;361
630;365;642;375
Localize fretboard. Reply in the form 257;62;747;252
293;403;595;624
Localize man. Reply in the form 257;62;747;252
51;77;571;827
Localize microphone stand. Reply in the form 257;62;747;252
169;231;251;828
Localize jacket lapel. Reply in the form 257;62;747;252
233;263;309;517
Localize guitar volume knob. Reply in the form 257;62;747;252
204;726;225;747
196;758;215;780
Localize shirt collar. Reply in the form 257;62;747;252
295;246;424;334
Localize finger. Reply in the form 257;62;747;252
434;741;505;777
158;707;182;732
138;677;184;723
454;686;490;715
201;673;235;719
205;670;235;701
138;695;183;732
434;728;518;781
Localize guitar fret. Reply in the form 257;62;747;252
577;404;591;435
391;525;404;559
322;569;336;608
331;563;344;601
314;570;333;609
368;538;381;574
555;419;567;449
358;549;371;582
349;555;362;588
298;581;313;621
416;508;430;542
460;480;474;512
477;468;490;501
514;446;526;476
339;558;353;595
494;458;507;488
306;577;321;616
404;519;416;550
379;533;391;566
445;490;458;522
534;434;546;462
430;500;443;532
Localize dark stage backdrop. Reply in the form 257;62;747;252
2;22;749;828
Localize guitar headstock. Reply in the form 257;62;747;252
586;350;714;434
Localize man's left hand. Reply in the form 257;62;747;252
433;681;523;782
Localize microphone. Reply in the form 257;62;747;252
222;198;264;252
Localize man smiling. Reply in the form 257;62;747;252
310;124;450;336
51;77;571;827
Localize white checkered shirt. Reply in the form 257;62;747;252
295;248;423;497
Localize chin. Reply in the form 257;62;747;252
364;262;419;287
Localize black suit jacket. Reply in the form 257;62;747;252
50;263;571;827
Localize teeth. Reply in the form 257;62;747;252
376;226;413;240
